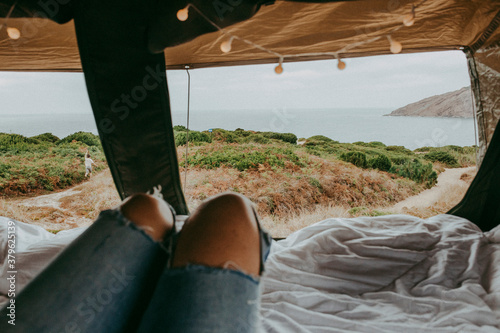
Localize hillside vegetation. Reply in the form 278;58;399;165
0;132;106;195
0;129;476;235
173;127;475;227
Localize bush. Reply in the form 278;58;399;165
307;135;338;143
234;128;253;138
175;130;212;146
414;146;433;152
187;146;304;171
390;156;410;165
31;133;60;143
424;151;459;167
340;151;367;168
58;132;101;147
261;132;298;144
443;145;464;153
389;160;437;188
242;134;270;144
173;125;187;132
369;154;392;171
212;128;237;143
354;141;386;148
385;145;413;155
0;133;39;146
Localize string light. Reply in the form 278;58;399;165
0;2;21;40
388;35;402;54
220;37;233;53
275;58;284;74
177;5;190;21
337;58;346;70
6;27;20;40
403;5;415;26
176;1;426;73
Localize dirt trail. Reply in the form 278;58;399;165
392;166;476;211
9;172;118;230
18;188;82;211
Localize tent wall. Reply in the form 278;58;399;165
466;44;500;164
448;14;500;230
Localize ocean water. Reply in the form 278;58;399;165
1;108;476;150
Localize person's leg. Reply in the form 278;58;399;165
0;193;174;333
172;192;261;275
138;192;272;333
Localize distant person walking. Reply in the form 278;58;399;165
84;152;96;178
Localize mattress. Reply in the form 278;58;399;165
1;214;499;332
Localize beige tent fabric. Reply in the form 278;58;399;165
162;0;500;68
0;18;79;71
1;0;498;71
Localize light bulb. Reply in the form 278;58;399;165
337;59;346;70
7;27;20;40
177;7;189;21
388;36;402;54
220;38;233;53
403;14;415;26
275;63;283;74
403;6;415;26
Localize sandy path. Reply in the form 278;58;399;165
18;188;82;211
392;166;476;211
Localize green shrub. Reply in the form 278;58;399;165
175;130;212;146
261;132;297;144
31;133;60;143
354;141;386;148
414;146;433;152
307;135;338;143
58;132;101;147
173;125;187;132
389;160;437;188
385;145;413;154
390;156;411;165
212;128;237;143
369;154;392;171
340;151;367;168
234;129;252;138
443;145;464;153
0;133;39;145
242;134;270;144
424;151;459;167
304;140;324;147
187;146;304;171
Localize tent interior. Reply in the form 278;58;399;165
1;0;500;331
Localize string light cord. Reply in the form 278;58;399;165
177;0;428;72
0;1;17;31
180;4;282;59
0;1;21;40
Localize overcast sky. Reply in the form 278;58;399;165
0;50;470;115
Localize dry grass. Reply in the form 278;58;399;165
390;168;475;219
0;170;120;231
261;204;350;238
0;164;474;237
59;169;121;221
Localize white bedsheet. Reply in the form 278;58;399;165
0;214;499;332
261;214;500;332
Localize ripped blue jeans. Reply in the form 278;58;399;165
0;208;272;332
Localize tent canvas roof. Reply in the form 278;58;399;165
1;0;499;71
